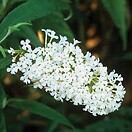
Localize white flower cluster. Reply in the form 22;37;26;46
7;29;126;116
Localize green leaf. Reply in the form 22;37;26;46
0;22;31;44
0;111;6;132
84;119;132;132
33;13;73;41
0;46;6;57
0;83;6;109
9;0;26;4
0;0;70;43
0;68;7;81
7;98;75;129
20;26;42;47
47;121;58;132
1;0;8;8
111;107;132;117
0;55;12;69
101;0;127;50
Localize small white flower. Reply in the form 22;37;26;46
73;38;81;45
42;29;58;39
20;39;32;52
59;35;68;44
8;47;15;55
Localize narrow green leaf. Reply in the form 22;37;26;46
0;46;6;57
0;83;6;109
0;0;70;42
0;55;12;69
101;0;127;50
47;121;58;132
0;22;31;44
9;0;26;4
20;26;42;47
0;68;7;81
84;119;132;131
33;13;74;41
111;107;132;117
2;0;8;8
7;98;74;129
0;111;6;132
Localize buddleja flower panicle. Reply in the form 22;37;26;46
7;29;126;116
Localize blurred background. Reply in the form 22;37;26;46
0;0;132;131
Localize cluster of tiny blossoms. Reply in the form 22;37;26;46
7;29;126;116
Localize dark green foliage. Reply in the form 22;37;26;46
0;83;6;109
7;98;74;129
101;0;127;50
84;119;132;132
0;111;6;132
0;55;12;69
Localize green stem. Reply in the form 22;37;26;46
13;51;23;61
0;29;11;44
0;46;8;58
48;37;53;44
0;22;31;44
2;0;7;8
44;32;48;48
